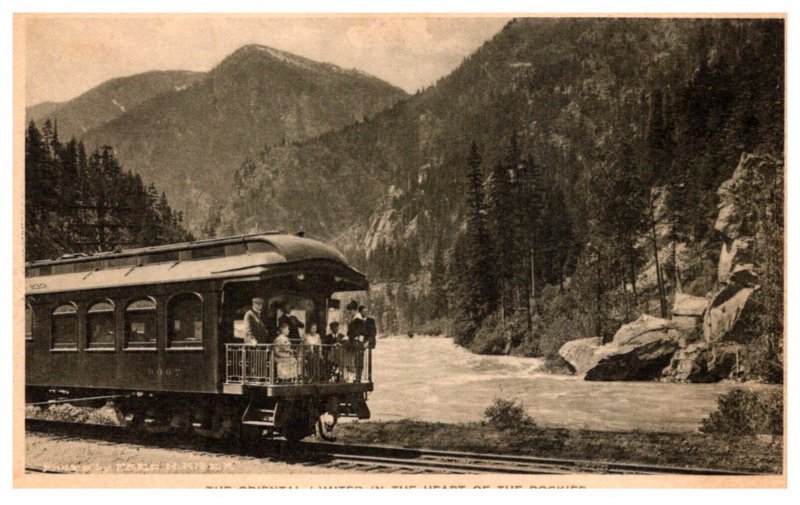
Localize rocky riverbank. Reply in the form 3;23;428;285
558;153;782;383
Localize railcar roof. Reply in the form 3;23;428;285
24;232;367;295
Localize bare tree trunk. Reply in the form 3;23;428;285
672;228;682;292
499;280;506;329
628;243;638;297
523;251;533;334
649;195;668;318
529;247;536;325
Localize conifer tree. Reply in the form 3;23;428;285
456;141;498;343
487;158;515;325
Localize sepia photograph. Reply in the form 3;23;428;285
11;7;788;490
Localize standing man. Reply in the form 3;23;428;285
345;300;365;382
360;305;378;350
243;297;269;345
345;300;364;342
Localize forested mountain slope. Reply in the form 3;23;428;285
78;45;408;230
214;18;782;338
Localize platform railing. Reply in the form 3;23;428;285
224;343;372;386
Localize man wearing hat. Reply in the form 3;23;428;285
243;297;269;345
324;321;345;345
345;299;365;342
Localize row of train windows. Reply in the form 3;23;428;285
26;293;203;350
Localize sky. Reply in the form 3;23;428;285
23;15;510;106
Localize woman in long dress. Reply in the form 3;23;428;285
301;322;323;382
273;322;299;382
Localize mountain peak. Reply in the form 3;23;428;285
221;43;377;81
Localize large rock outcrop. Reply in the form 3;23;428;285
704;285;757;343
702;153;772;345
558;337;602;375
671;292;707;335
661;341;743;383
557;152;777;383
583;315;683;381
661;153;775;383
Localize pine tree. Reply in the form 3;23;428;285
456;141;498;344
24;122;192;260
515;153;546;329
487;158;515;325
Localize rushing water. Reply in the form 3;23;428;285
367;336;779;432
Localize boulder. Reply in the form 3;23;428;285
661;341;743;382
714;177;740;239
672;292;708;317
718;237;755;284
714;153;758;241
584;315;682;381
610;314;674;345
703;285;756;343
661;342;715;383
558;337;602;375
729;263;759;288
671;293;707;334
707;343;744;379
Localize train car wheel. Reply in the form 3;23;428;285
281;418;306;445
239;425;263;455
112;402;130;428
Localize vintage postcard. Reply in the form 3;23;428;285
12;11;787;489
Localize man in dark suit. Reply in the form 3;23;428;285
360;305;378;349
345;299;364;342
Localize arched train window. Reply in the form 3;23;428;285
51;303;78;350
167;293;203;348
125;298;157;349
87;300;115;350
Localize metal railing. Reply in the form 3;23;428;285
224;343;372;386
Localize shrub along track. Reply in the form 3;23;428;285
25;418;765;475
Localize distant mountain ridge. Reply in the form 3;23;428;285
28;44;409;231
26;70;205;141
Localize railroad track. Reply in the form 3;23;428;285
25;418;767;475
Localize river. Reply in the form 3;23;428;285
367;336;778;432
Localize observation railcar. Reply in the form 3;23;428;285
25;232;372;443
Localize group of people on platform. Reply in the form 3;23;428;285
240;297;377;382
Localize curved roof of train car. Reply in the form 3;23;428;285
24;233;367;295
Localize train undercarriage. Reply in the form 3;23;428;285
26;386;371;446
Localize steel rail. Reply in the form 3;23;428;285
302;441;765;476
